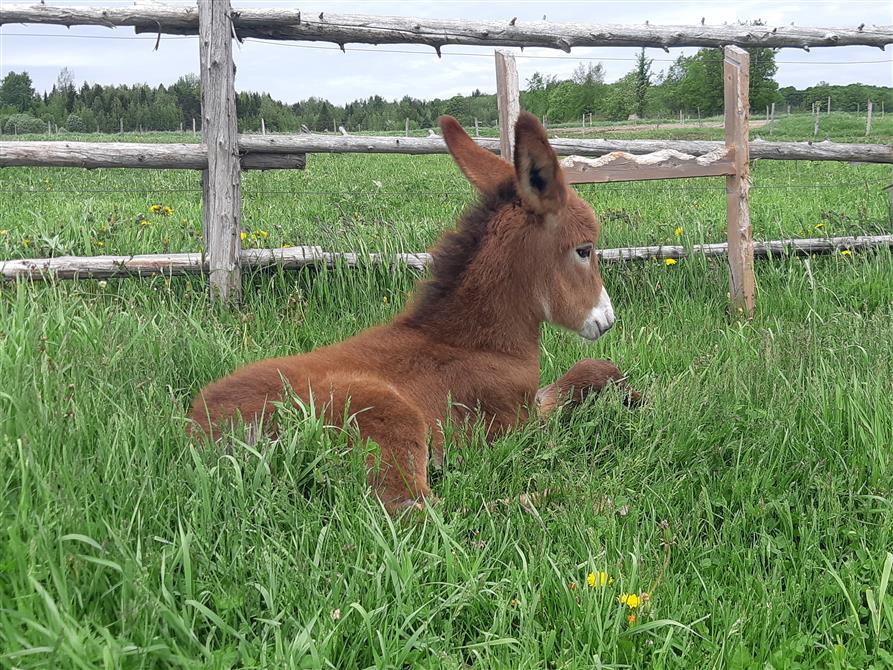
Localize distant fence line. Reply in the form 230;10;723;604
1;2;892;312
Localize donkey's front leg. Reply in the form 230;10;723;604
535;359;640;419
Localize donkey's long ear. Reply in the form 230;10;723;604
513;111;567;215
440;115;513;193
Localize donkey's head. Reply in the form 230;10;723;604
439;112;614;341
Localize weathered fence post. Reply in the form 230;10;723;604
198;0;241;303
724;46;754;319
261;117;266;135
495;50;520;161
866;100;873;136
405;117;409;137
813;102;820;136
827;96;831;114
474;117;480;136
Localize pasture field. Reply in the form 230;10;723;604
1;114;892;668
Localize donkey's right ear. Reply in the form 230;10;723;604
439;115;514;193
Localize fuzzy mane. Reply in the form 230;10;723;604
401;179;518;327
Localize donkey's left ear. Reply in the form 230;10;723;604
513;111;567;216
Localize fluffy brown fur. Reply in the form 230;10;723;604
188;112;633;513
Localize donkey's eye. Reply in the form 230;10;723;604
575;244;593;260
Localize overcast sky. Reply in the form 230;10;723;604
1;0;891;105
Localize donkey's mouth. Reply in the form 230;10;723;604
578;290;615;340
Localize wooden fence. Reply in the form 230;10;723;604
1;3;892;316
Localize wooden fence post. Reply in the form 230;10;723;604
813;102;820;136
724;46;754;319
494;50;519;161
866;100;873;136
198;0;241;303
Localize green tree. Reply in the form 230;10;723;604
660;45;780;116
632;49;652;118
0;72;36;112
66;113;87;132
748;48;781;112
603;73;636;120
547;80;580;122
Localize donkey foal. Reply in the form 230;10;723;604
189;112;634;513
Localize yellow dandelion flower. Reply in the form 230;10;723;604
258;230;269;240
382;296;389;304
149;204;162;214
674;226;683;237
139;218;152;227
840;249;851;257
620;593;640;609
96;240;105;247
161;206;173;216
240;231;248;241
0;229;8;236
665;258;678;266
815;223;825;230
587;571;609;588
22;237;32;248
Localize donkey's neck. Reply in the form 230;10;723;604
399;273;541;356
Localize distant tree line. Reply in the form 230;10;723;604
1;51;890;135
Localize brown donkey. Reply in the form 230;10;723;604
189;112;632;512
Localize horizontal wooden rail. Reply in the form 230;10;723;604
2;137;891;168
3;236;891;281
562;148;736;183
2;5;891;49
0;141;305;170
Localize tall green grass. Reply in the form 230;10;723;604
1;112;891;668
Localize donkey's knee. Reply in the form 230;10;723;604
323;377;431;513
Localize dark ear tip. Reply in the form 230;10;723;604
438;115;461;133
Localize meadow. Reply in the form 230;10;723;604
1;114;892;668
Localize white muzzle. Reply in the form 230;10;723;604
578;288;615;340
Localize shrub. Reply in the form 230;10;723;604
66;113;87;133
3;113;45;134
